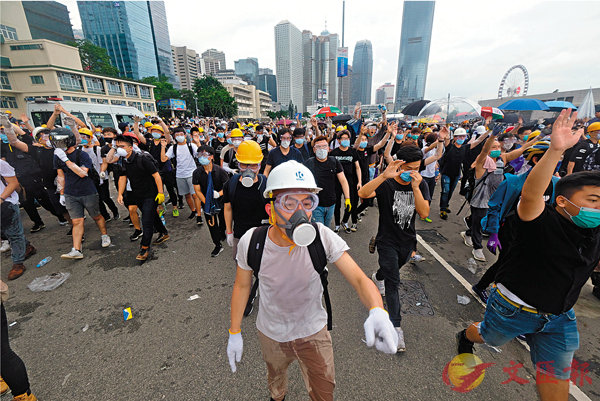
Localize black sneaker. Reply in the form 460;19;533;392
210;244;223;257
129;229;143;241
343;223;352;234
153;233;170;245
104;215;112;223
369;236;376;254
30;223;45;233
113;213;120;221
472;285;489;304
188;211;196;219
456;329;474;355
440;210;448;220
196;216;203;226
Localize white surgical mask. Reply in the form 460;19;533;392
315;149;328;160
176;136;185;143
116;147;128;157
281;140;290;149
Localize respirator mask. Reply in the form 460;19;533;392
272;191;319;247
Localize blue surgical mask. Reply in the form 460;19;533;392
396;134;404;140
360;141;368;148
490;150;502;158
186;129;191;134
80;138;89;145
227;138;232;145
0;134;8;143
400;171;412;182
152;132;161;139
412;134;419;140
295;138;305;145
340;139;350;147
522;135;529;142
198;156;210;166
217;132;224;138
455;138;465;145
563;198;600;228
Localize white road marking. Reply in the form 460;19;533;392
417;234;593;401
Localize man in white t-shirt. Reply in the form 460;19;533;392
165;127;202;225
0;160;36;280
227;160;398;401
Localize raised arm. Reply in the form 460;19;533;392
46;104;61;130
58;105;86;128
1;117;28;152
19;113;34;132
474;125;502;179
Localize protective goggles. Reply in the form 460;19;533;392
274;191;319;212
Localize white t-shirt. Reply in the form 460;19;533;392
236;223;349;342
420;146;437;178
166;143;198;178
0;160;20;204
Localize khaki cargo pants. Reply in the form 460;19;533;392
258;325;335;401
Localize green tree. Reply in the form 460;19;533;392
140;75;180;102
192;76;237;118
67;39;120;78
302;112;310;118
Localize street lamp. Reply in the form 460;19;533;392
193;95;199;117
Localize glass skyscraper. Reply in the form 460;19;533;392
394;1;435;111
147;1;179;88
350;40;373;105
22;1;74;44
258;68;277;102
234;58;259;86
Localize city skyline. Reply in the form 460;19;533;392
62;0;600;104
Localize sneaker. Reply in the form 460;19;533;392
59;219;68;226
196;216;203;226
7;264;25;280
343;223;351;234
445;208;452;214
30;223;45;233
350;223;358;232
471;285;489;304
1;240;11;253
104;215;113;223
61;248;83;260
517;334;527;342
113;213;120;221
472;248;486;262
136;248;150;261
410;254;425;263
368;236;376;254
101;234;111;248
371;272;385;296
153;233;170;245
172;208;179;217
129;229;143;241
188;211;196;219
12;392;38;401
463;216;471;229
396;327;406;352
456;329;474;355
440;210;448;220
24;244;37;260
460;231;473;247
334;225;340;233
211;244;223;257
420;217;433;223
359;211;366;218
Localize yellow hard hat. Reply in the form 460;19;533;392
150;124;164;133
423;127;433;133
529;130;542;141
588;122;600;133
230;128;243;138
336;125;347;132
41;124;47;128
143;121;153;128
4;110;11;114
78;128;93;136
236;140;264;164
198;127;204;133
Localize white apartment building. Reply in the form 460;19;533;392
274;20;303;112
171;45;200;91
223;84;272;120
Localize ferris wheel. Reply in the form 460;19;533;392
497;65;529;99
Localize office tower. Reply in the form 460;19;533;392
350;40;373;105
234;58;259;86
147;1;179;88
302;29;339;108
201;48;226;74
394;1;435;110
258;68;277;102
171;46;200;91
0;1;74;43
274;20;303;111
375;82;395;104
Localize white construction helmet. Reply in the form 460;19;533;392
475;126;487;135
454;127;467;136
264;160;322;198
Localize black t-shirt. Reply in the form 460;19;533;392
211;138;227;165
304;156;343;207
440;143;468;177
356;146;374;184
222;177;268;239
266;147;304;168
294;143;312;161
192;164;229;196
146;140;173;172
53;149;97;196
121;152;159;200
330;147;359;183
568;139;598;173
375;178;431;249
224;148;239;171
495;205;600;314
4;135;41;180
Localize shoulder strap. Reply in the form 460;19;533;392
75;149;81;165
306;222;332;331
187;143;194;156
247;225;269;277
228;173;241;200
257;174;266;195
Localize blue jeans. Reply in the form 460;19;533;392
312;205;335;228
479;286;579;380
439;175;460;211
376;244;412;327
1;202;27;264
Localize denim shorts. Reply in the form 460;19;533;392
64;193;100;219
479;287;579;380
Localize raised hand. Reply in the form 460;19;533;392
549;109;579;152
439;126;449;140
382;160;404;179
0;114;11;128
409;171;423;187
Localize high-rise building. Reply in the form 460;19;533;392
234;58;259;86
375;82;395;105
201;48;226;74
77;1;177;84
302;29;339;108
258;68;277;102
394;1;435;111
350;40;373;105
171;46;200;91
274;20;303;112
0;1;74;44
341;65;352;111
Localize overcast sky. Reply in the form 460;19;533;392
64;0;600;103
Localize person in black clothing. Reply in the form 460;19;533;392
115;135;168;261
211;126;227;167
566;122;600;174
193;145;229;257
457;110;599;401
292;128;312;160
263;128;304;176
330;130;361;233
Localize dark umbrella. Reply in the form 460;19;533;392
331;114;352;123
401;100;430;116
497;113;520;124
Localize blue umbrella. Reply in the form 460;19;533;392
498;98;550;111
545;100;577;112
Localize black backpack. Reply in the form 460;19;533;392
246;223;333;330
135;150;160;172
173;143;199;168
75;149;100;187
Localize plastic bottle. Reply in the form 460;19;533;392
36;256;52;268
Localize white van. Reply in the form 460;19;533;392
26;100;145;129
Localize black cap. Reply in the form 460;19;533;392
118;122;129;132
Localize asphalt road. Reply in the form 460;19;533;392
2;186;599;401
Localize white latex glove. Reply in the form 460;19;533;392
364;307;398;354
226;232;234;247
59;194;66;206
99;171;107;179
54;148;68;162
227;331;243;372
213;190;221;199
